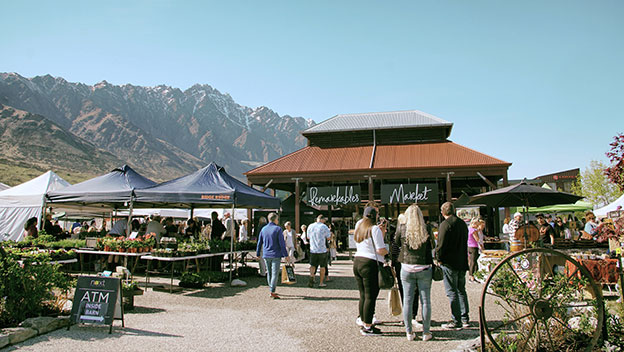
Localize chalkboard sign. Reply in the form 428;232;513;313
69;276;124;333
305;185;361;207
381;183;438;204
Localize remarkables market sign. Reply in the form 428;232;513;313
381;183;439;204
306;185;361;207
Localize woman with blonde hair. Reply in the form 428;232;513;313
283;221;295;266
467;218;484;282
353;205;388;336
394;204;434;341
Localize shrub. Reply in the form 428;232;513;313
0;248;73;328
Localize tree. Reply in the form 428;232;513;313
571;160;622;208
605;133;624;192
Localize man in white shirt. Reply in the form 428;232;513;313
307;214;331;287
145;214;166;243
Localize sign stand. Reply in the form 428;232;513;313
68;276;125;334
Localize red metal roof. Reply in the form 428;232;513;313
246;141;510;175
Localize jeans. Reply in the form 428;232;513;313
393;261;418;317
401;267;432;334
353;256;379;325
441;264;469;325
264;257;281;293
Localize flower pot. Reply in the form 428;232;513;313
104;246;111;252
118;248;126;253
129;248;137;253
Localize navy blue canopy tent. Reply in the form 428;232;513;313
46;165;156;236
134;162;280;282
46;165;156;209
134;162;280;209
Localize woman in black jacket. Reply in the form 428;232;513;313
394;204;434;342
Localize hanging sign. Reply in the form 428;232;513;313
69;276;124;333
305;185;361;207
381;183;439;204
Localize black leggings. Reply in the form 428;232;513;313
468;247;480;276
353;256;380;325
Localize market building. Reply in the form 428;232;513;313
245;110;512;231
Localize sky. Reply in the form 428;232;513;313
2;0;623;180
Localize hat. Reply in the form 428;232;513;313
363;206;377;220
513;212;522;218
535;213;545;218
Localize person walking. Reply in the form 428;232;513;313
435;201;470;330
307;215;331;287
395;204;435;341
353;206;388;336
283;221;296;266
256;212;289;299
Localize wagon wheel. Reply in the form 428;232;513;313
480;248;604;352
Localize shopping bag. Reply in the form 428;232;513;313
388;285;402;316
281;264;296;284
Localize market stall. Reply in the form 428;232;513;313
134;162;280;284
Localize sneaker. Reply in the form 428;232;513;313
360;326;382;336
406;332;416;341
462;322;470;328
422;332;433;341
442;322;462;330
412;319;423;330
372;316;381;325
356;317;365;328
318;283;327;287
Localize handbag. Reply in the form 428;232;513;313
281;264;296;284
432;263;443;281
388;267;402;316
370;230;394;289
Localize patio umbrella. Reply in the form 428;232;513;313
468;180;582;208
468;180;583;246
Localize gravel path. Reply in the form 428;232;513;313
5;258;486;352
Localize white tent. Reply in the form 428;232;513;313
594;193;624;218
0;171;70;241
0;182;9;191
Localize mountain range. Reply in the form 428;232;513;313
0;72;314;185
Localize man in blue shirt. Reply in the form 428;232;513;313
256;212;289;299
307;214;331;288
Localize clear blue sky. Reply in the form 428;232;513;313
2;0;622;180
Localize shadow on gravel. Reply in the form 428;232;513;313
5;325;183;350
277;294;358;301
127;306;167;314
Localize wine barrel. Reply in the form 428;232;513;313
510;239;524;252
514;223;540;242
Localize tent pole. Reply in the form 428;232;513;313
127;199;134;237
229;203;235;283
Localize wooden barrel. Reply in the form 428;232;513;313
510;239;524;252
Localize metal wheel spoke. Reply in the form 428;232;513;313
486;290;530;307
551;315;578;335
517;318;536;352
542;318;557;351
546;267;580;301
505;260;535;301
490;313;531;332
